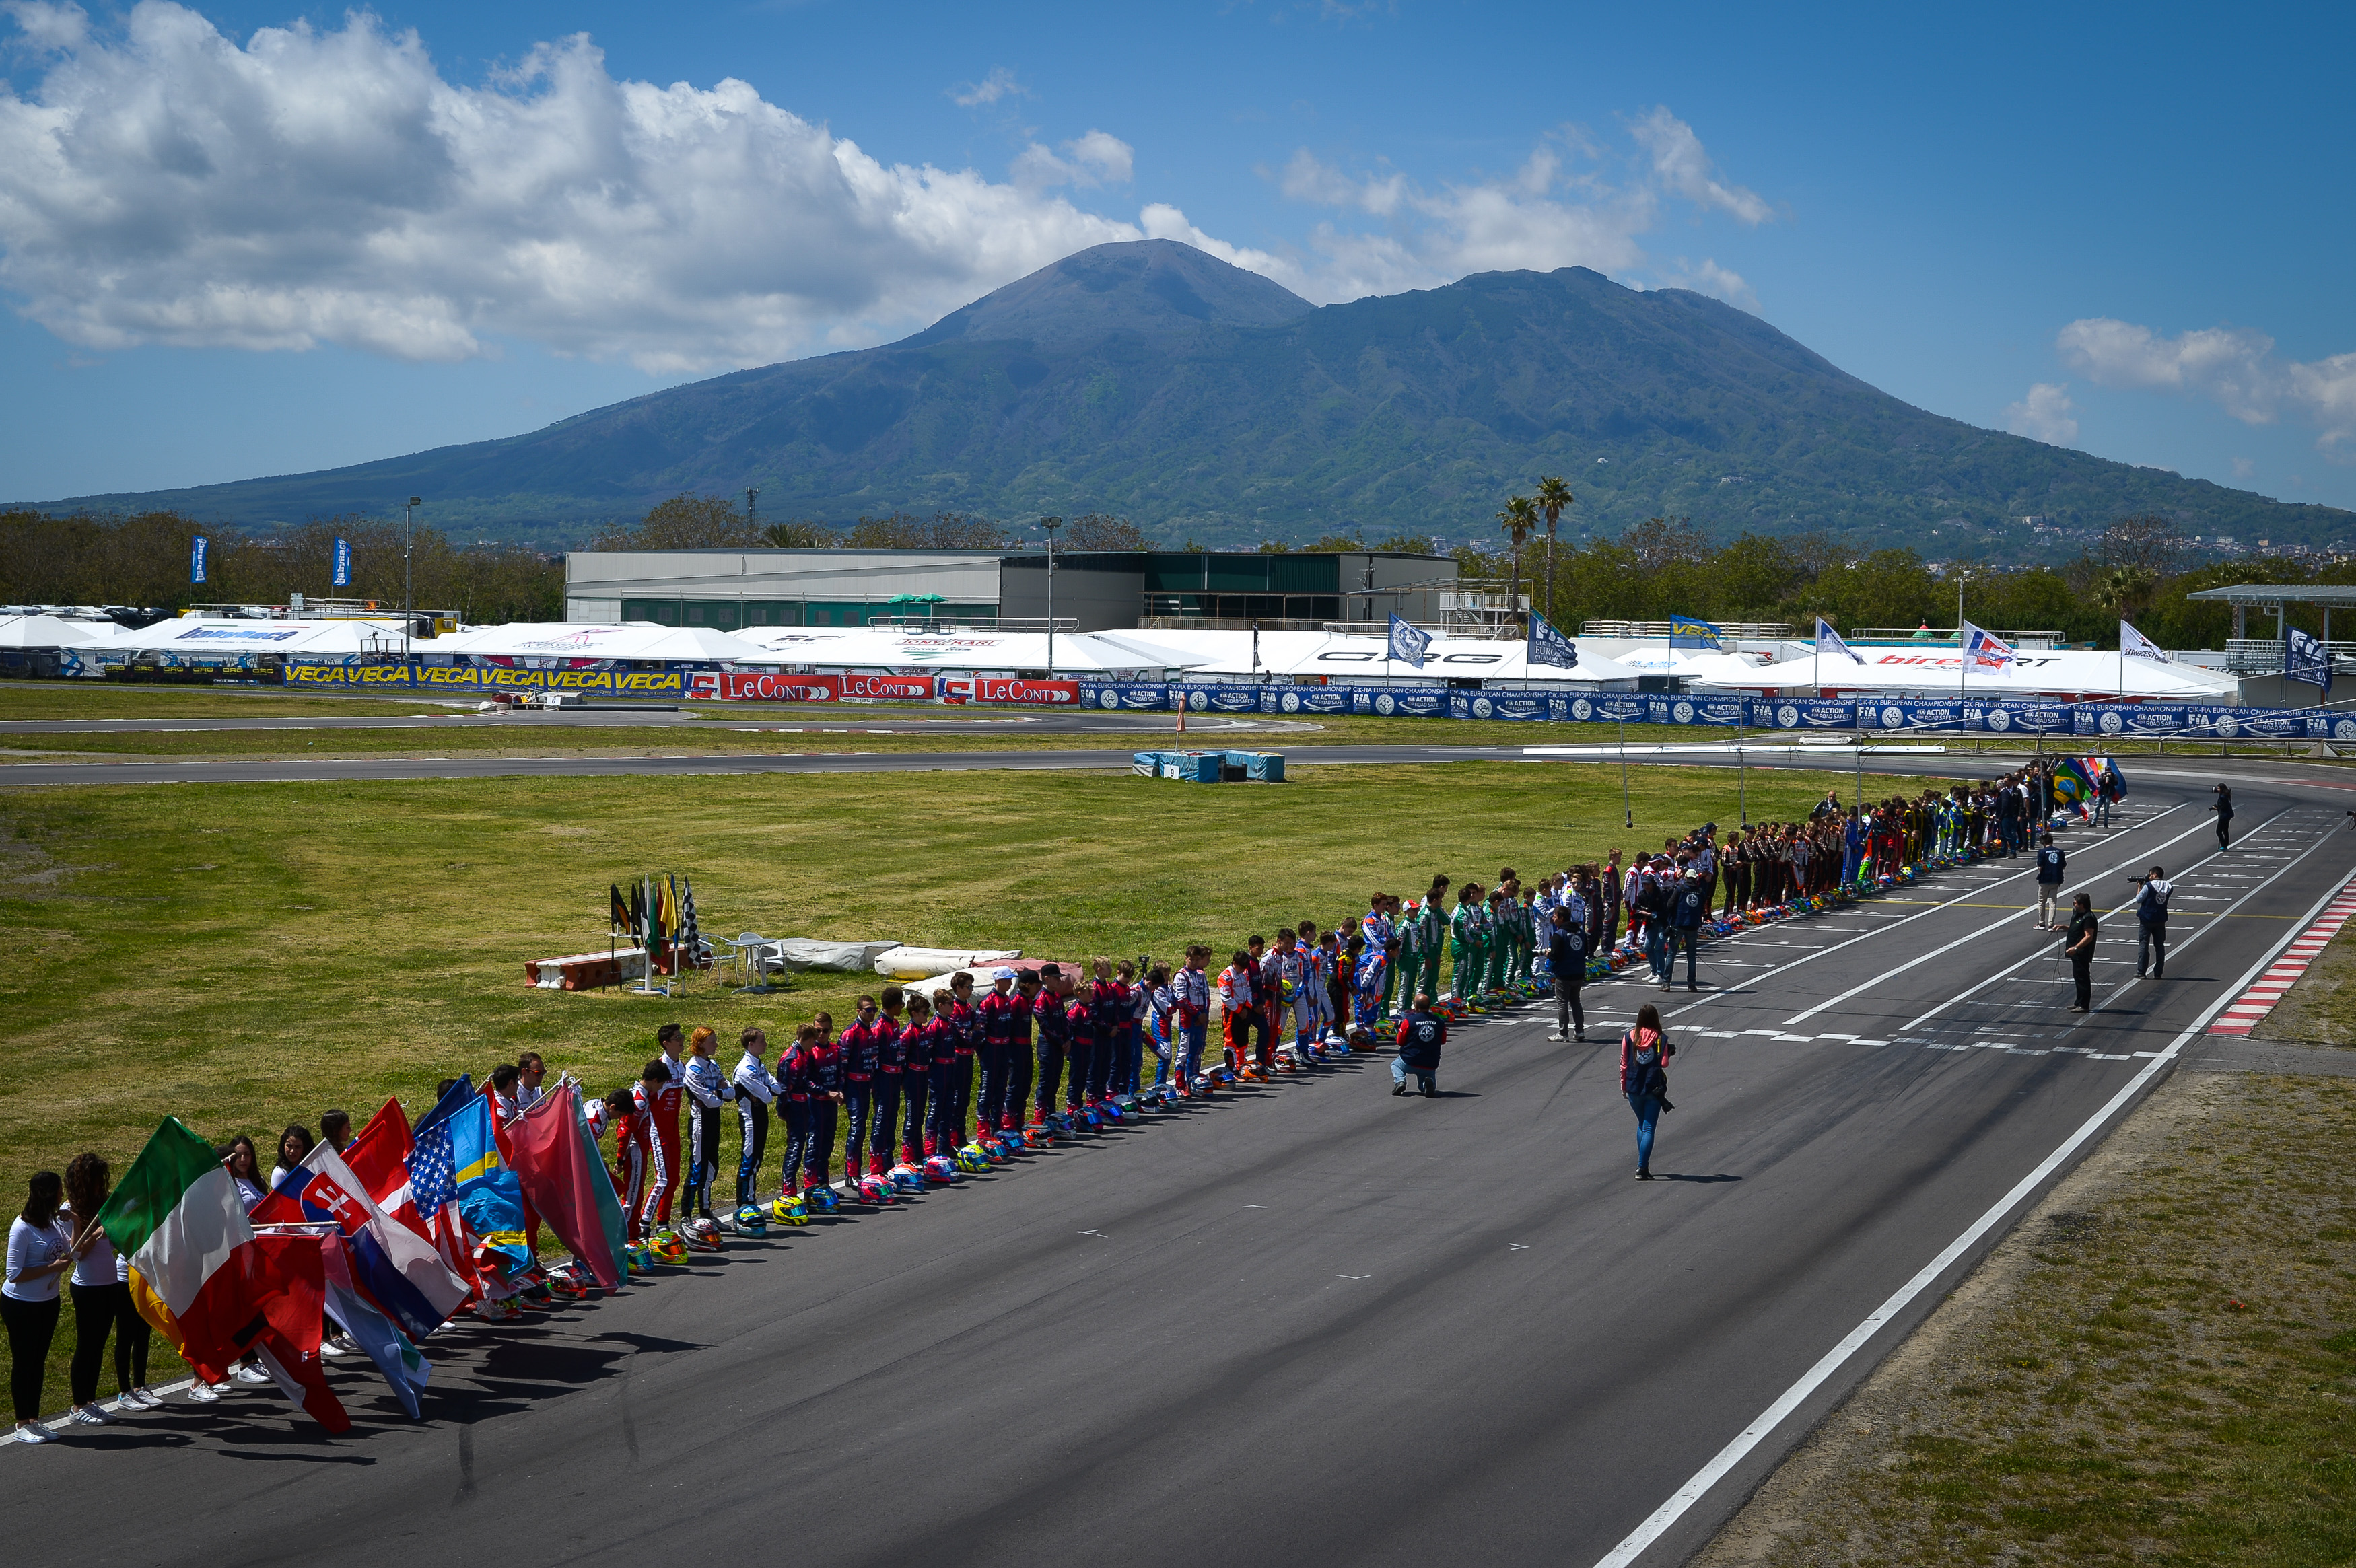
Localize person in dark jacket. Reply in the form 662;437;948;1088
1620;1004;1675;1179
2063;893;2098;1012
1391;995;1445;1098
1546;907;1588;1042
1663;869;1708;993
2213;784;2233;851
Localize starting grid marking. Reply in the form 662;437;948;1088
2208;874;2356;1035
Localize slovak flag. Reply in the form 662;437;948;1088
1961;620;2015;668
258;1144;472;1342
1387;613;1430;669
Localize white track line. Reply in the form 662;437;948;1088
1589;857;2356;1568
1780;809;2220;1028
1663;804;2188;1023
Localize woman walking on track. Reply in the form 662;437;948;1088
1620;1004;1676;1180
2213;784;2233;851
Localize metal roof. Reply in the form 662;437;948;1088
2184;583;2356;606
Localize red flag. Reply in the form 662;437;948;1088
345;1098;432;1242
510;1085;628;1291
244;1233;352;1433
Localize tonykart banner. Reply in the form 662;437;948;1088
942;677;1080;705
1082;684;1171;711
1350;686;1451;717
287;663;686;694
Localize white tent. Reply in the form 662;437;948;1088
427;622;784;665
732;625;1209;674
109;617;419;657
0;614;129;649
1140;627;1646;685
1694;645;2238;702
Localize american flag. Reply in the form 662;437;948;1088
408;1119;456;1217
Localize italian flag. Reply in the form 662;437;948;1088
98;1117;350;1430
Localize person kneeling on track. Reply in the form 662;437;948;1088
1392;994;1445;1098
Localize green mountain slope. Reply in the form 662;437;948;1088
31;239;2347;555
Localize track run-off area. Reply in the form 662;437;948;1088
4;748;2353;1568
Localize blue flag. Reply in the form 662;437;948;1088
332;537;352;587
189;535;208;584
1669;614;1721;650
1815;617;1864;664
409;1077;528;1272
2287;625;2332;690
1387;613;1430;669
1526;613;1580;670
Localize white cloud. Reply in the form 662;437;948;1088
2231;456;2257;480
0;6;1154;372
1628;106;1772;225
1266;113;1768;304
2003;382;2079;447
1011;129;1134;190
948;66;1025;108
2057;316;2356;460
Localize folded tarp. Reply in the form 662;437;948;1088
768;939;903;973
872;946;1023;979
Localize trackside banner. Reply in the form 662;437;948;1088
1084;684;1171;711
286;664;684;694
942;677;1079;705
1350;686;1449;717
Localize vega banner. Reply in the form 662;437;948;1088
287;663;687;694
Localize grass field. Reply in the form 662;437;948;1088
0;759;1917;1417
1700;1070;2356;1568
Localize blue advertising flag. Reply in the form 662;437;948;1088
332;537;352;587
2287;626;2332;690
1526;613;1580;670
1814;617;1865;664
1387;613;1430;669
189;535;208;584
1668;614;1722;650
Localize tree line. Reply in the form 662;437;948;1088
592;496;1155;553
0;510;563;624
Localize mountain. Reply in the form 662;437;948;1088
28;238;2348;555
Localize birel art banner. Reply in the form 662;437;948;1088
287;664;684;694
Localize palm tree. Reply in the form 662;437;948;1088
1495;495;1539;631
1532;475;1573;623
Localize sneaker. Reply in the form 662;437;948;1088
320;1333;357;1358
1547;1031;1568;1042
1574;1032;1587;1042
1392;1083;1408;1096
231;1362;271;1384
69;1403;113;1425
112;1394;145;1415
13;1421;54;1444
188;1382;223;1402
1636;1170;1653;1180
2067;1004;2088;1013
1420;1085;1438;1098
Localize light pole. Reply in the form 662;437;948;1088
746;488;759;536
403;496;421;657
1955;567;1972;705
1037;515;1062;675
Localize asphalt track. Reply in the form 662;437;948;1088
7;762;2353;1568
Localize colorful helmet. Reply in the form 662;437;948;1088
647;1232;687;1265
923;1154;960;1184
887;1162;927;1194
544;1267;588;1299
681;1219;723;1252
732;1205;768;1236
765;1195;809;1225
856;1175;897;1205
1099;1098;1124;1122
802;1184;840;1215
953;1143;990;1173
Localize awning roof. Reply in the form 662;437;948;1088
110;617;417;655
1697;646;2237;699
0;614;129;649
732;626;1210;672
2184;585;2356;607
429;622;783;664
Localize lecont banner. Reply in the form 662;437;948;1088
287;663;685;694
1349;686;1449;717
942;676;1080;705
1084;684;1171;711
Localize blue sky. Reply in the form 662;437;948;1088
2;0;2351;518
